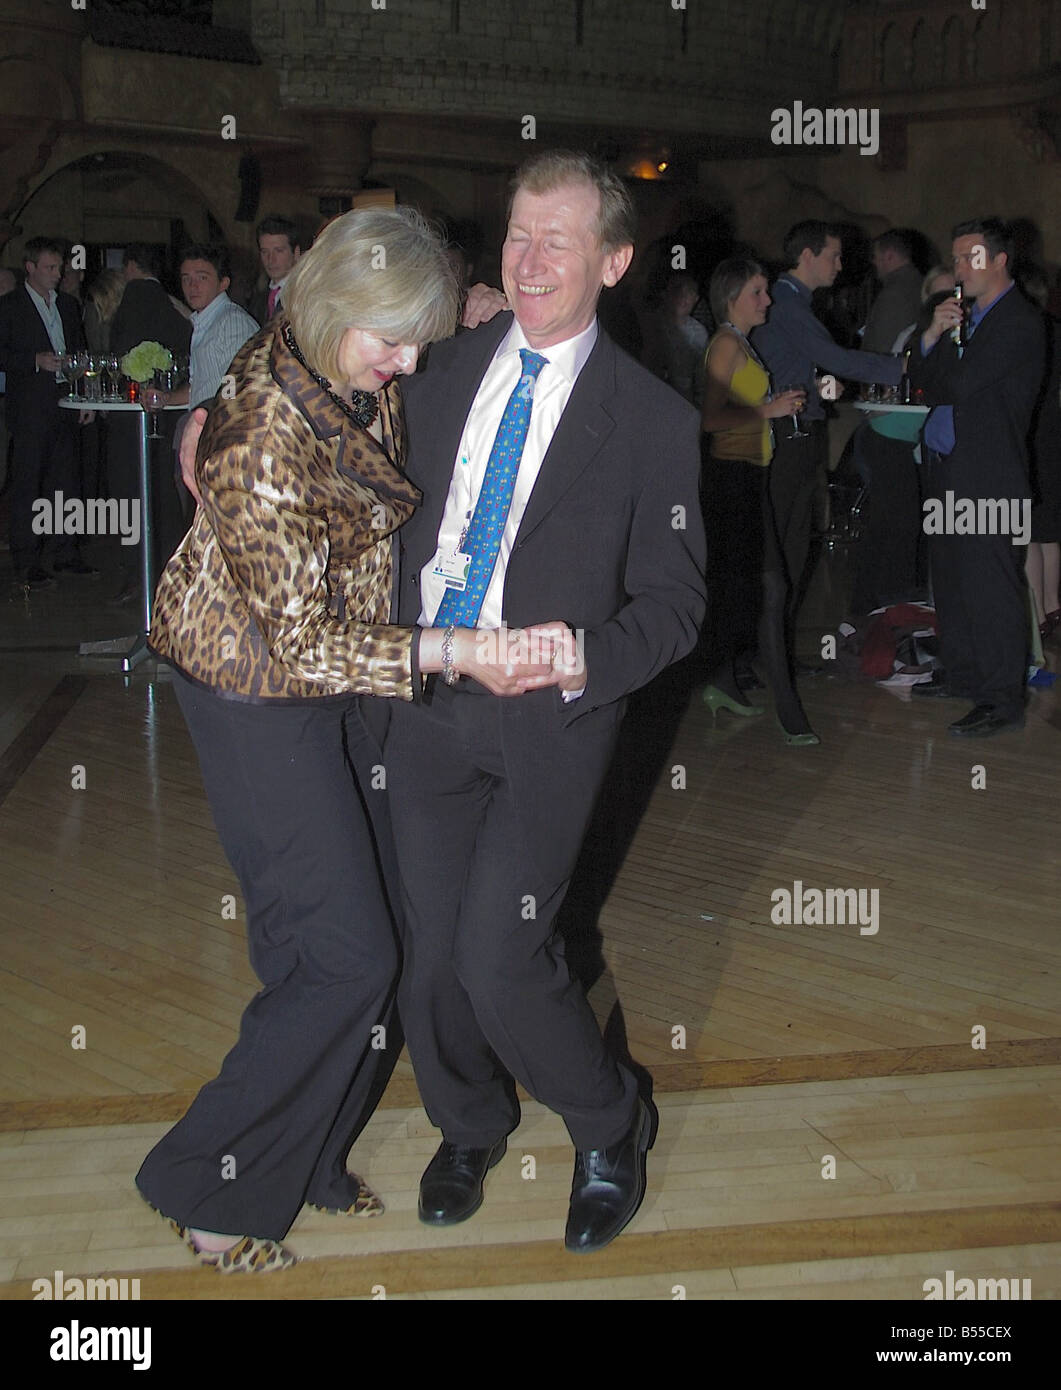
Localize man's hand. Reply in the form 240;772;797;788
78;409;96;426
454;626;554;695
531;620;587;693
923;295;963;353
467;622;587;695
179;406;209;506
462;284;509;330
37;351;61;373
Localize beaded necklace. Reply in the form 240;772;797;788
281;321;379;429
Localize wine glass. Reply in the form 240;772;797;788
142;376;166;439
782;383;810;439
83;355;103;404
103;354;122;401
55;353;70;395
67;350;89;400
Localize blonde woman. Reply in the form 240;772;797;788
136;207;550;1271
82;268;125;354
700;257;818;744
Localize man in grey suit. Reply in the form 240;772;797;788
389;150;706;1252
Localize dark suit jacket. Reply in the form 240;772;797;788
245;286;271;329
110;278;192;360
397;313;706;875
0;286;85;437
909;284;1046;497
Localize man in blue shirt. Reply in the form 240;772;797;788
909;217;1046;736
752;221;901;622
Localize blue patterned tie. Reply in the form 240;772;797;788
434;347;548;627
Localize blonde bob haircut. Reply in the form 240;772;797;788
282;205;460;383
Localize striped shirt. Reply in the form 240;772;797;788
189;292;259;408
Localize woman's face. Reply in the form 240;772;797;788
728;275;771;330
927;271;956;298
337;328;419;393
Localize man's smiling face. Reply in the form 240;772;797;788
501;181;632;350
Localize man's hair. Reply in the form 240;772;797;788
179;242;231;282
951;216;1012;266
873;228;915;262
709;257;764;326
23;236;64;264
256;216;301;252
508;149;636;253
123;243;164;278
283;204;459;384
782;220;837;269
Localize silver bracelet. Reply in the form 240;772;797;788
440;624;459;686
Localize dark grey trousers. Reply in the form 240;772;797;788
136;675;401;1240
385;687;639;1153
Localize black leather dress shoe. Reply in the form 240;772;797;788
418;1137;507;1226
565;1098;655;1254
948;705;1024;737
911;673;958;699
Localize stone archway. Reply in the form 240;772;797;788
8;149;221;266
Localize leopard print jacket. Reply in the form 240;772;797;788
149;321;423;701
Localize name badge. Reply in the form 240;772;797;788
432;549;472;590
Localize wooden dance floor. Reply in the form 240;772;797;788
1;544;1059;1301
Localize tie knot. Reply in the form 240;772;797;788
519;348;548;379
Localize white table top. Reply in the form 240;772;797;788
853;401;929;415
58;397;186;412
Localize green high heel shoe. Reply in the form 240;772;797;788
776;715;820;746
703;684;765;722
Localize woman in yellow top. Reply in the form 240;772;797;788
700;257;819;744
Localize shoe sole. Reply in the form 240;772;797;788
418;1138;507;1227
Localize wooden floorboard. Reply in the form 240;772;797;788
0;555;1058;1298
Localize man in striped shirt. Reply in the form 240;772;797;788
150;244;258;414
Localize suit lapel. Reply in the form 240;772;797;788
407;315;510;555
21;287;49;352
515;330;617;544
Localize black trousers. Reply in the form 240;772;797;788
8;409;80;571
386;687;639;1152
136;676;401;1241
926;457;1028;719
700;451;772;664
767;420;825;600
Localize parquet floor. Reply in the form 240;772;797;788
0;537;1059;1300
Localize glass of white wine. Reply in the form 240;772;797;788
83;355;103;403
65;351;89;400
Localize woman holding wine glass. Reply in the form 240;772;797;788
699;257;820;745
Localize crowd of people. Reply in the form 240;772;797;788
0;154;1056;1269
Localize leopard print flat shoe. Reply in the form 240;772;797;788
146;1199;297;1273
308;1172;385;1218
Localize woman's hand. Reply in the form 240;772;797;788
758;388;806;420
462;284;509;329
419;624;576;695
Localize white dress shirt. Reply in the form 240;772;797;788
419;317;598;630
27;285;67;378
